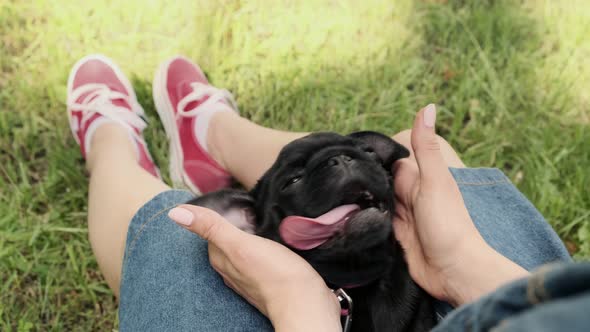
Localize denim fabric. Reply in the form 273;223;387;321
435;168;572;316
432;262;590;332
449;168;571;270
119;168;571;331
118;190;272;331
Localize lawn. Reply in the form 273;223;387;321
1;0;589;330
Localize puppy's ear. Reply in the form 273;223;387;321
248;175;285;242
186;189;256;234
348;131;410;170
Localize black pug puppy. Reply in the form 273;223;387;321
187;131;435;332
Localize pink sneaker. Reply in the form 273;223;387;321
66;54;160;179
153;56;235;194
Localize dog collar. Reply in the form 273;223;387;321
329;273;383;289
333;288;353;332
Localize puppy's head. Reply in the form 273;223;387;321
251;131;409;287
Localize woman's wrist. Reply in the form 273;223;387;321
268;283;341;332
442;241;530;306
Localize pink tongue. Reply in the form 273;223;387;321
279;204;360;250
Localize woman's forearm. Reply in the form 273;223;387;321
270;287;341;332
273;311;341;332
443;242;530;307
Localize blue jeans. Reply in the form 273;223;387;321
433;262;590;332
118;168;571;331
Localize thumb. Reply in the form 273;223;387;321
410;104;452;188
168;205;241;248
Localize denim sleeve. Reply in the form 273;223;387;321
432;262;590;332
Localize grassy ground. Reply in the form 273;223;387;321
1;0;588;330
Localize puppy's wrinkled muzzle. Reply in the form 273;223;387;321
279;204;360;250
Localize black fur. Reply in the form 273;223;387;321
187;131;435;331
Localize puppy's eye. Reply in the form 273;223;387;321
282;176;302;190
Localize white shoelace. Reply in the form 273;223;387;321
176;82;238;117
68;83;147;143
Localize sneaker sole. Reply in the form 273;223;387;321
153;56;203;195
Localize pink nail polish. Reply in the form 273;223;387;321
168;207;194;226
423;104;436;128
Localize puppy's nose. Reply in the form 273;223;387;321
327;155;353;167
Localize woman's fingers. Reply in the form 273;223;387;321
410;104;455;190
392;158;419;203
168;205;243;250
208;243;238;276
168;205;250;278
169;205;270;281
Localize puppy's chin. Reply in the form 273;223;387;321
318;208;392;252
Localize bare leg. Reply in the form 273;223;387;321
87;123;169;296
391;129;466;168
207;114;465;190
207;112;308;189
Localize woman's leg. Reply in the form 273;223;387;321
207;113;466;189
118;189;272;331
86;123;169;295
67;55;170;296
207;112;309;189
390;129;466;169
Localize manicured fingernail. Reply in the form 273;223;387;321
423;104;436;128
168;207;194;226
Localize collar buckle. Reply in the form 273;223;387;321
333;288;353;332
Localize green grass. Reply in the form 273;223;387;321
1;0;588;330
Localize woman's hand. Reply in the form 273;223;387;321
167;205;341;332
391;104;529;306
